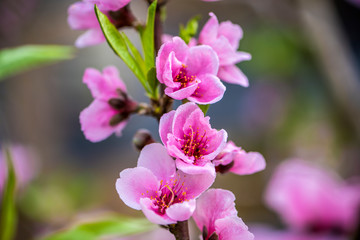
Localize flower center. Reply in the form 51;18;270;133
174;64;197;89
181;125;208;163
146;177;189;215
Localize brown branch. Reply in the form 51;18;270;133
168;221;190;240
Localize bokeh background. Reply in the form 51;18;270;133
0;0;360;239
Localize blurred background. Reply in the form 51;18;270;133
0;0;360;239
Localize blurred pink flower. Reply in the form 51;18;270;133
213;141;266;175
67;0;131;48
199;12;251;87
159;102;227;175
84;0;131;11
265;159;360;234
193;188;254;240
115;143;215;225
80;66;137;142
0;145;38;193
156;36;226;104
251;225;346;240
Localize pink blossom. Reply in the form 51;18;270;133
116;143;215;225
199;12;251;87
193;188;254;240
80;66;137;142
251;225;346;240
265;159;360;234
0;145;38;193
84;0;131;11
156;36;226;104
159;102;227;175
67;0;131;48
213;141;266;175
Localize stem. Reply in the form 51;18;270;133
168;221;190;240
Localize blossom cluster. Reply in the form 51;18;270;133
68;0;265;239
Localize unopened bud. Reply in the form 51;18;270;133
133;129;155;151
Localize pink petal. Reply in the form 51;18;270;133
102;66;127;92
193;189;238;234
165;82;199;100
175;159;216;176
67;2;99;30
175;168;216;198
140;198;177;225
215;216;254;240
218;65;249;87
187;74;225;104
79;100;121;142
186;45;219;76
172;102;199;138
156;37;189;82
84;0;131;11
161;52;183;88
75;28;106;48
203;129;228;160
159;110;176;145
83;66;124;100
230;151;266;175
137;143;176;182
116;167;159;210
166;200;196;222
199;12;219;45
218;21;243;50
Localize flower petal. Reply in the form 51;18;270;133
140;198;177;225
116;167;159;210
186;45;219;76
137;143;176;181
217;64;249;87
176;160;216;177
187;74;225;104
199;12;219;45
79;100;120;142
218;21;243;50
172;102;199;138
215;216;254;240
75;28;106;48
166;199;196;222
176;170;215;199
230;151;266;175
84;0;131;11
67;2;99;30
193;189;238;234
165;82;199;100
159;110;176;145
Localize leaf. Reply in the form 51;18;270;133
198;104;210;115
0;147;17;240
139;0;157;72
147;67;158;98
94;5;150;93
0;45;74;80
120;32;146;74
179;15;201;44
41;215;155;240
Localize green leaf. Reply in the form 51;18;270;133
179;15;201;44
139;0;157;72
0;147;17;240
198;104;210;115
120;32;146;74
41;215;155;240
0;45;74;80
147;67;158;98
94;5;150;93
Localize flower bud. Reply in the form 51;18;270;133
132;129;155;151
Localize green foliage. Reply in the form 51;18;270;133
95;5;149;92
139;0;158;98
198;104;210;115
95;3;159;99
41;215;155;240
179;16;201;44
0;148;17;240
0;45;74;80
